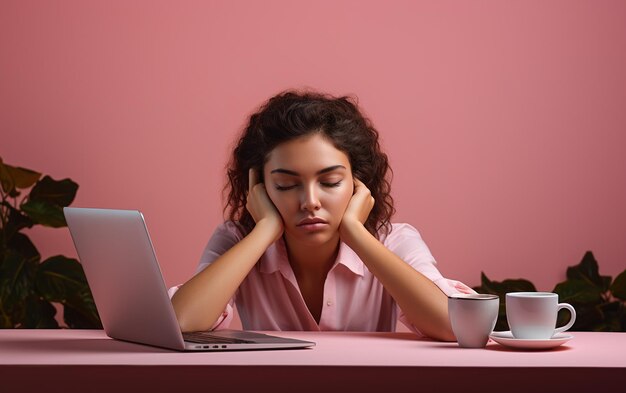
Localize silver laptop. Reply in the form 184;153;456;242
64;207;315;352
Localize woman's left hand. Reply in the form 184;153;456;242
339;178;375;244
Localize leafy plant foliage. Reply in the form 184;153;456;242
0;157;101;328
474;251;626;332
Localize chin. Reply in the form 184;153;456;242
288;227;338;245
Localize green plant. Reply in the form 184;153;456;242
0;157;101;328
474;251;626;332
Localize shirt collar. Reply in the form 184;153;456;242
259;237;364;277
335;241;364;276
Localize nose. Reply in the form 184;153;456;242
300;184;321;212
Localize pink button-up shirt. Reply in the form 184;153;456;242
169;222;475;337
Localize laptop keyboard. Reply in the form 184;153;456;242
183;331;255;344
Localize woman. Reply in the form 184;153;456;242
171;90;474;341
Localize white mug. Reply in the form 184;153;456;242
506;292;576;339
448;294;499;348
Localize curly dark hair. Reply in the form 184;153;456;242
223;89;395;238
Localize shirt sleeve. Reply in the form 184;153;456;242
382;223;476;337
167;221;245;331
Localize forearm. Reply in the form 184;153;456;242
342;224;455;341
171;221;277;332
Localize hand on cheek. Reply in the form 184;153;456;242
246;168;284;242
339;178;374;242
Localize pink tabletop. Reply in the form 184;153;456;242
0;329;624;368
1;330;624;393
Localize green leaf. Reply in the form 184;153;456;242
64;304;96;329
566;251;611;291
28;175;78;207
6;165;41;190
610;270;626;300
21;297;59;328
21;175;78;227
0;201;34;239
479;272;500;294
35;255;89;303
553;279;603;305
500;278;537;292
0;157;11;193
600;317;622;332
63;287;102;329
21;199;67;228
477;272;504;295
598;301;621;314
7;232;40;262
0;250;37;308
0;159;42;194
571;303;606;331
474;272;490;293
477;272;536;294
0;310;13;328
585;302;623;332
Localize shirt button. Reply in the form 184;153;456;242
326;300;333;306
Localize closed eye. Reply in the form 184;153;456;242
274;181;342;191
321;181;342;188
275;185;297;191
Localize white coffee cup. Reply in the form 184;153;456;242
448;294;499;348
506;292;576;339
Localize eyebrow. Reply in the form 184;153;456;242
270;165;347;176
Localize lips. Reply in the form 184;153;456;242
297;217;328;226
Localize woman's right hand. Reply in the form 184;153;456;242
246;167;284;242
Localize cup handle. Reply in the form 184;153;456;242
554;303;577;335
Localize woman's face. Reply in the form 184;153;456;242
263;133;354;246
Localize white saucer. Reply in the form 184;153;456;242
489;331;574;350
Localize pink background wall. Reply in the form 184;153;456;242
2;1;625;328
